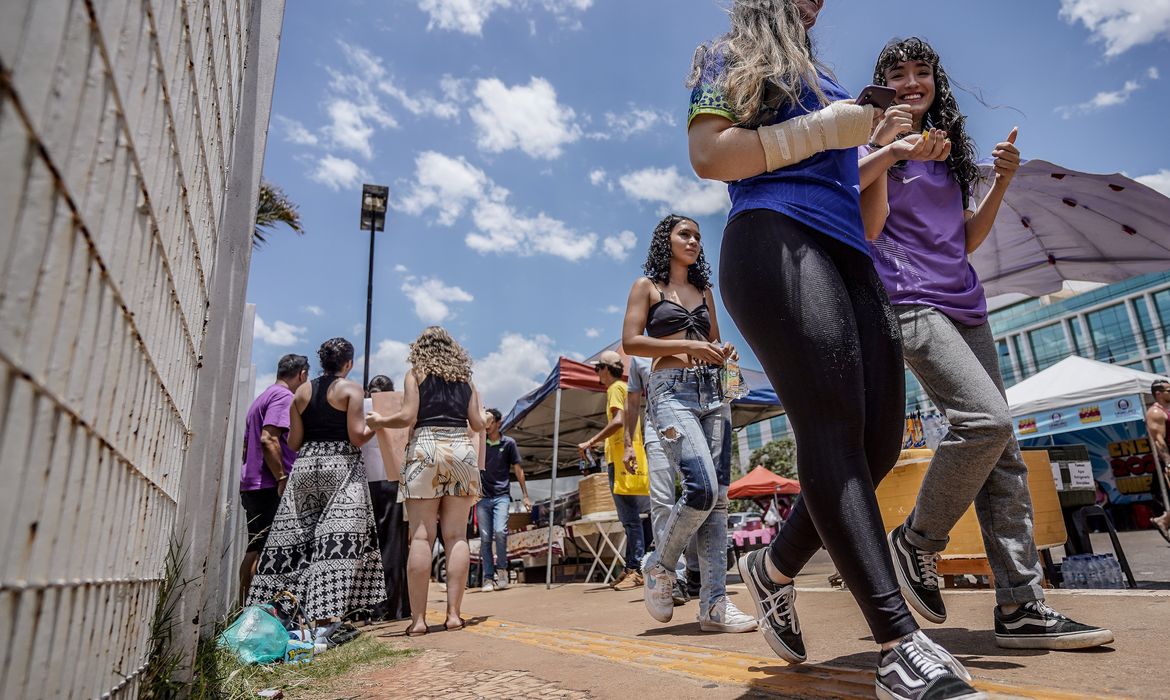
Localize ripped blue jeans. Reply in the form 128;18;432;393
643;367;731;615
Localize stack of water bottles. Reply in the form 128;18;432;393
1060;553;1126;589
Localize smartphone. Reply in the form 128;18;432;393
855;84;897;110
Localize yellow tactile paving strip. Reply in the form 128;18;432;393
427;611;1129;700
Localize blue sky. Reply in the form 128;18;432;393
248;0;1170;410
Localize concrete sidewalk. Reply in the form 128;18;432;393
336;533;1170;699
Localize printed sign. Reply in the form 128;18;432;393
1108;438;1157;496
1018;417;1038;435
1012;394;1144;440
1079;405;1102;423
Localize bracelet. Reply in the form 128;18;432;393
278;475;288;482
867;141;885;151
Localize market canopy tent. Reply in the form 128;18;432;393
728;465;801;499
1005;355;1164;420
503;357;785;478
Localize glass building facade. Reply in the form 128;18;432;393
736;271;1170;467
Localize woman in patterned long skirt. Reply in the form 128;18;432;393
248;337;385;647
366;326;486;636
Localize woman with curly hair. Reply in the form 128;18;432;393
687;3;980;698
861;37;1112;650
248;338;385;649
621;214;757;634
366;326;486;636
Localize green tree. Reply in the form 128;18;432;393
749;438;798;481
253;181;303;248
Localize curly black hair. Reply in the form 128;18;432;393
641;214;712;291
873;37;982;209
318;337;354;374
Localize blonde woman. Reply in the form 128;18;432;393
366;327;486;636
687;2;980;698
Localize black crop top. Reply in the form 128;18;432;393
415;374;472;429
301;375;350;443
645;281;712;340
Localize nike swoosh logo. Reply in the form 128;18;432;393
902;175;924;184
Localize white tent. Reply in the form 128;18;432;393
1006;355;1164;417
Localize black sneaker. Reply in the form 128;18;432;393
876;631;985;700
671;578;690;606
994;601;1114;650
889;524;946;624
737;549;806;663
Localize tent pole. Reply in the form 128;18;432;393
545;387;563;589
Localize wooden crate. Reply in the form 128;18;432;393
876;448;1066;580
579;473;617;517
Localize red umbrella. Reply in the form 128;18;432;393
728;466;801;499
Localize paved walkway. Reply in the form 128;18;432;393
324;531;1170;699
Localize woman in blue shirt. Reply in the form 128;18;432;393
687;3;979;699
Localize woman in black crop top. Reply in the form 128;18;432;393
248;338;385;637
621;215;757;633
366;326;486;636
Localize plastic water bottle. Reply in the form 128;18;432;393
1087;556;1104;589
1063;556;1084;589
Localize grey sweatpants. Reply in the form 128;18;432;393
897;305;1045;607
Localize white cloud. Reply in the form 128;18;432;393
302;305;324;316
380;77;461;121
401;276;475;323
602;230;637;260
585;328;601;338
397;150;598;261
254;315;307;347
618;166;731;217
1135;170;1170;198
311;155;366;191
471;77;582;159
254;372;277;398
473;333;556;409
276;115;319;146
1056;68;1159;118
353;323;365;336
417;0;593;36
324;99;379;159
393;264;409;273
1059;0;1170;57
597;107;676;140
603;304;622;314
589;168;608;187
365;339;411;386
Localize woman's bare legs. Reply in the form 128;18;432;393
440;495;477;628
405;498;441;634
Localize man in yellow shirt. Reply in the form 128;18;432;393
579;350;651;589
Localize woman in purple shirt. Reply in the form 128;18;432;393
861;37;1111;651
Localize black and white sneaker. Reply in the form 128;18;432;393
889;524;946;624
994;601;1114;650
876;631;985;700
737;549;806;663
672;577;690;606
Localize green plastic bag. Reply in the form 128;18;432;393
217;605;289;665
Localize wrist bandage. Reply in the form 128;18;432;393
758;102;874;172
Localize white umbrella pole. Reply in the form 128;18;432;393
545;387;563;589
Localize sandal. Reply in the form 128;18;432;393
445;620;465;631
405;625;429;637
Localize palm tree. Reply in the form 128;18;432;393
253;181;303;247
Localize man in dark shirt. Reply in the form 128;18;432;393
478;408;531;591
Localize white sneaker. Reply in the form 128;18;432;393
481;577;496;593
641;553;675;623
494;571;510;590
699;596;758;633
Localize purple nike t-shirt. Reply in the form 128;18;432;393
868;157;988;326
240;384;297;491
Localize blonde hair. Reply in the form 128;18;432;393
408;326;472;383
688;0;831;124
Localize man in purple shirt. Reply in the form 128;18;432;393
239;353;308;603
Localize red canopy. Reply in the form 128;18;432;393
728;466;801;499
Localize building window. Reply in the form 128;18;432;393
1123;360;1147;371
1153;357;1167;375
746;423;762;451
1027;323;1068;371
997;340;1017;385
1086;304;1139;363
1068;317;1087;355
1011;335;1031;377
1152;289;1170;350
1131;299;1159;353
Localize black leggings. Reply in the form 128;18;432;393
720;210;917;644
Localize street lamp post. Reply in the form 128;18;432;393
360;184;388;390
